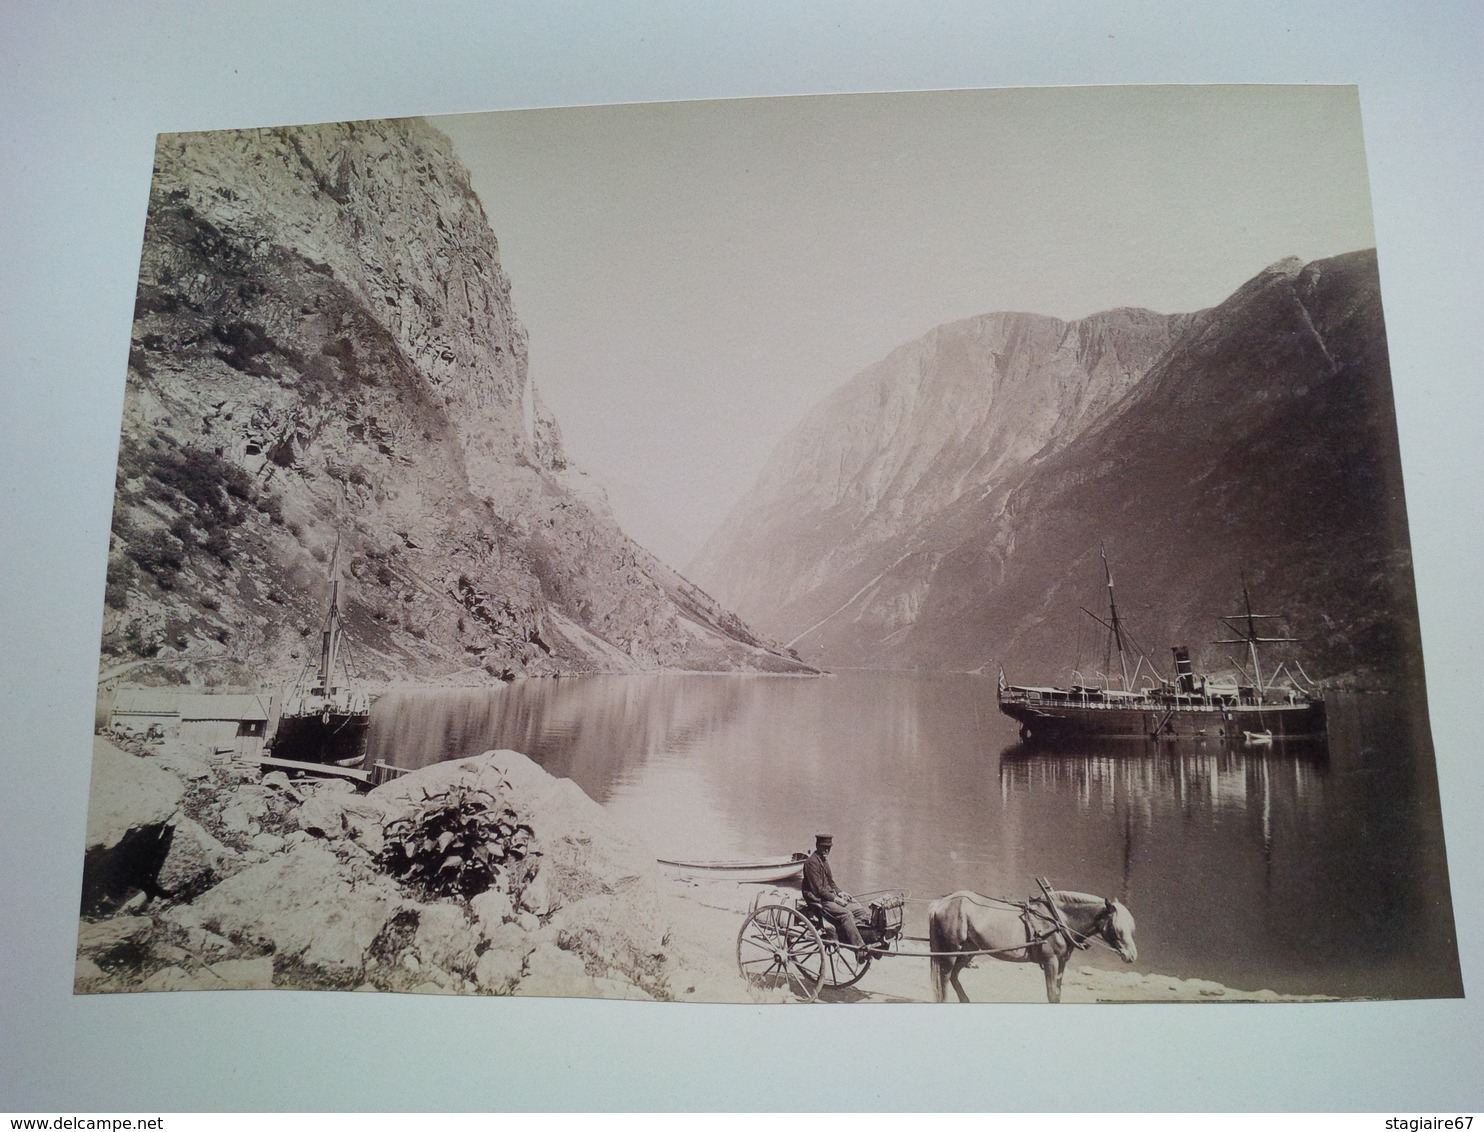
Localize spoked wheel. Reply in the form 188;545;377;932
822;939;873;989
736;904;827;1002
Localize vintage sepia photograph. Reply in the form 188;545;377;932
77;85;1461;1005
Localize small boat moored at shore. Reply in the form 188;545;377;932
657;853;809;883
265;539;372;775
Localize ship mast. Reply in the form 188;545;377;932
317;537;342;698
1079;545;1140;690
1102;545;1132;690
1215;574;1296;696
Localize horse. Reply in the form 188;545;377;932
927;888;1137;1003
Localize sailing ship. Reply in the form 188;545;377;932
997;551;1326;744
267;540;372;767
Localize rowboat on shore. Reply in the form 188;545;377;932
657;853;808;883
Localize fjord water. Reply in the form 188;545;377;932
367;672;1460;999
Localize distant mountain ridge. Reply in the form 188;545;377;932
103;118;807;684
690;249;1423;689
690;305;1195;627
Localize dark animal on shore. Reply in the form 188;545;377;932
928;888;1136;1003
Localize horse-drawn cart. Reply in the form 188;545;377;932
735;889;908;1002
735;879;1138;1003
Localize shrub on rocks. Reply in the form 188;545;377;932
376;782;534;901
371;752;652;912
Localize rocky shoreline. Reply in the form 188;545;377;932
76;733;1323;1003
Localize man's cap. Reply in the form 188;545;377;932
814;833;834;846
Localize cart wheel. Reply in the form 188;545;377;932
822;939;873;989
736;904;826;1002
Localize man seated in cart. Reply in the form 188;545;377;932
801;833;875;959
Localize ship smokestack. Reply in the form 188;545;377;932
1172;645;1196;694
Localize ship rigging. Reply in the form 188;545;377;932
997;550;1326;743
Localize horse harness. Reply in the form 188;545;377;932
1030;876;1108;952
1026;902;1096;953
1004;878;1116;956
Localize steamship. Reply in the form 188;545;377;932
996;552;1326;744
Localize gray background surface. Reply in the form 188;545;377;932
1;0;1480;1111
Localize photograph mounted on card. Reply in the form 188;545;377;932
79;86;1461;1003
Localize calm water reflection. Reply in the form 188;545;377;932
367;672;1460;999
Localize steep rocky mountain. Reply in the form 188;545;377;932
692;250;1422;689
689;306;1195;642
102;118;806;686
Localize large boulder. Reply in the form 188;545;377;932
297;789;389;855
546;879;671;996
410;902;478;976
83;738;183;851
190;845;407;981
517;941;601;999
372;750;655;908
469;886;515;936
472;946;523;994
296;792;350;838
76;914;154;958
156;815;240;900
370;751;672;999
80;739;185;911
340;797;389;856
194;957;277;991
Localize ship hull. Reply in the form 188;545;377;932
268;711;371;767
999;696;1326;743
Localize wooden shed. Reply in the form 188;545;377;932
106;690;275;761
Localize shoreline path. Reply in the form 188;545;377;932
659;874;1324;1004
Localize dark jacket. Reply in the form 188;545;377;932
802;849;842;905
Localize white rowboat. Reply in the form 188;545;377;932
657;854;807;883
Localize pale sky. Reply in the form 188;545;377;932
439;86;1376;570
